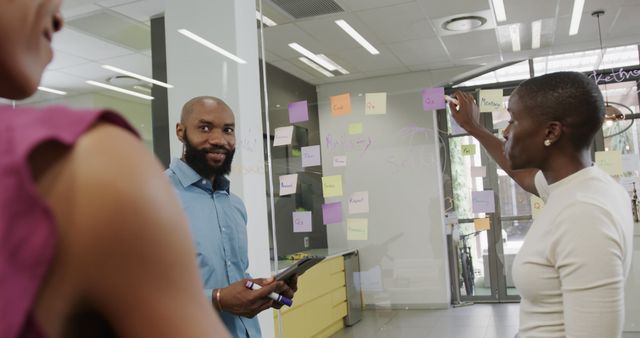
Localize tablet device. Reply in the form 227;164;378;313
275;256;324;281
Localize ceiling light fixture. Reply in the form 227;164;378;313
509;24;521;52
335;19;379;55
86;80;154;100
531;20;542;49
288;43;336;71
298;57;335;77
491;0;507;22
178;29;247;64
255;11;277;27
38;86;67;95
133;85;152;93
102;65;173;88
442;16;487;31
317;54;349;74
569;0;585;35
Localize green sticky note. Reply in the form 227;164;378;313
347;218;368;241
461;144;476;156
322;175;343;197
348;122;363;135
479;89;503;112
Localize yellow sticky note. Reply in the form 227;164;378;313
461;144;476;156
530;195;545;219
322;175;343;197
330;93;352;116
348;122;363;135
365;92;387;115
595;150;623;176
474;218;491;232
479;89;503;112
347;218;368;241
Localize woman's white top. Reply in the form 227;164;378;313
512;166;634;338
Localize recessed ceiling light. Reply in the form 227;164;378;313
288;43;336;71
509;24;521;52
442;16;487;31
317;54;349;74
102;65;173;88
491;0;507;22
569;0;585;35
178;29;247;64
298;57;335;77
335;19;379;55
38;86;67;95
531;20;542;49
86;80;154;100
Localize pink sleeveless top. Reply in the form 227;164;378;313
0;105;136;338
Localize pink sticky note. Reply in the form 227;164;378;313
322;202;343;224
422;87;445;111
301;145;321;167
288;100;309;123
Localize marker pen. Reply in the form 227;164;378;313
244;280;293;307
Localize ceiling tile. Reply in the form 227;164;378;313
354;2;436;43
501;1;557;25
58;61;122;81
40;70;87;89
61;2;102;19
417;0;489;19
48;50;91;70
269;60;319;83
111;0;166;23
102;53;153;77
296;13;382;51
609;5;640;38
340;0;414;11
442;29;500;59
336;46;406;72
387;37;449;66
407;62;456;71
53;27;135;61
264;23;328;60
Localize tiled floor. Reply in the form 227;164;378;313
330;304;640;338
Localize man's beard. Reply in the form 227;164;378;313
183;129;235;179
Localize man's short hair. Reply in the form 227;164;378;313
513;71;604;150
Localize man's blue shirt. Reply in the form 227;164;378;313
166;158;261;338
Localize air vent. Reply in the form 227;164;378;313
271;0;344;19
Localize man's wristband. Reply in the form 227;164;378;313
213;288;223;312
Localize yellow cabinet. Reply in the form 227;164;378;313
274;256;347;338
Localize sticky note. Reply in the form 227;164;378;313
470;166;487;178
273;126;294;146
330;93;352;116
348;191;369;214
322;175;343;197
348;122;363;135
595;150;623;176
530;195;545;219
279;174;298;196
322;202;343;224
422;87;445;111
461;144;476;156
288;100;309;123
474;218;491;232
301;145;321;167
365;92;387;115
293;211;312;233
347;218;368;241
333;155;347;167
472;190;495;213
479;89;503;112
622;154;640;172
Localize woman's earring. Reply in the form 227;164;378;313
544;139;552;147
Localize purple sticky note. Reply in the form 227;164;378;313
322;202;343;224
293;211;312;233
301;145;321;167
422;87;445;111
288;100;309;123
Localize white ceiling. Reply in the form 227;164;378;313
28;0;640;102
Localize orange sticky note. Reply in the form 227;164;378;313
473;218;491;232
330;93;352;116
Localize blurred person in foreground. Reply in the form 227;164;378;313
0;1;229;337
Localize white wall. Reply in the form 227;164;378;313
317;66;475;308
164;1;274;335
